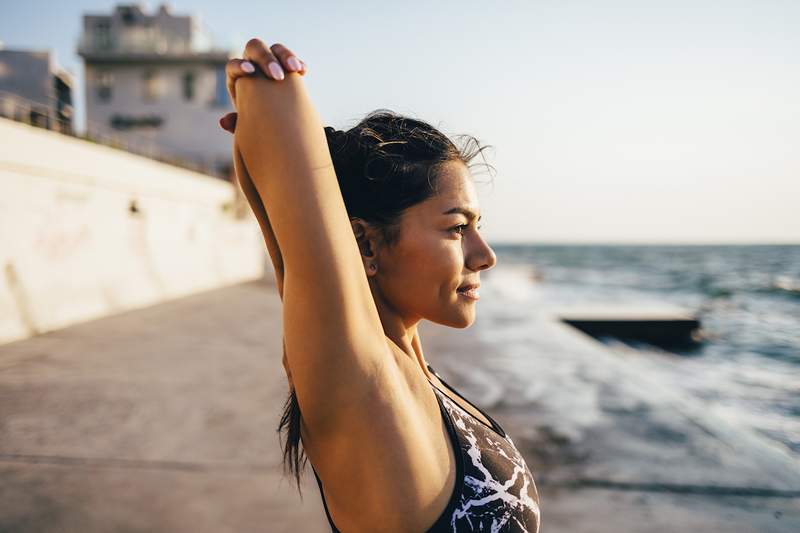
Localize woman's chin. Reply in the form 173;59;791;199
444;307;476;329
456;317;474;329
425;298;477;328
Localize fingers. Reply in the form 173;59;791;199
222;40;309;131
244;37;286;80
218;112;237;134
243;38;308;80
222;39;308;126
269;42;307;76
225;58;256;107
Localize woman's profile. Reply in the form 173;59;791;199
219;38;541;532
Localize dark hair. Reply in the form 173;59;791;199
276;109;494;496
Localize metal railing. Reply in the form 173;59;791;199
77;28;219;57
79;32;191;56
0;89;228;179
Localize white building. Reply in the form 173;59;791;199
78;3;233;178
0;47;74;133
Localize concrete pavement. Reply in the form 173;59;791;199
0;279;328;533
1;279;799;532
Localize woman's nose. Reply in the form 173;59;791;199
468;232;497;272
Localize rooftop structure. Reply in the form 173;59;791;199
78;3;219;60
78;3;234;179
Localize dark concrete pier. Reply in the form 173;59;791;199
556;304;702;347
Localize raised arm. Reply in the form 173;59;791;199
222;53;299;384
232;144;284;299
232;144;296;387
233;43;394;437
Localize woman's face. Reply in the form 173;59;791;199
375;160;497;328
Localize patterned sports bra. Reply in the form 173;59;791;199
312;364;542;532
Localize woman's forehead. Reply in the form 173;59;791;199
430;162;479;210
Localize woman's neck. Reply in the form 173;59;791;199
370;283;432;379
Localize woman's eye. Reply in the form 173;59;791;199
450;224;467;235
450;223;482;236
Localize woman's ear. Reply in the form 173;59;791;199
350;218;380;275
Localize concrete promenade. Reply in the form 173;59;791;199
1;279;799;532
0;279;329;532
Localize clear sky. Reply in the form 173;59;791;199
1;0;798;244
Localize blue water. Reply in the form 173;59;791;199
489;244;800;456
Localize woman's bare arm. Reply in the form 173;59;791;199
234;53;394;437
232;143;285;299
223;51;303;387
232;143;294;386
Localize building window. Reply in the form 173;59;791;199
110;114;164;130
95;20;112;50
182;72;195;101
142;70;160;102
213;67;227;107
97;71;113;102
119;6;140;25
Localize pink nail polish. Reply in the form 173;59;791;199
287;56;302;71
268;62;285;80
241;61;255;73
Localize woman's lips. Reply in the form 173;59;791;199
457;287;480;300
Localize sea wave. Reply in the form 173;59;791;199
488;244;800;456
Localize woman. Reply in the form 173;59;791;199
219;38;541;532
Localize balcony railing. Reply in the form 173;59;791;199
78;28;215;56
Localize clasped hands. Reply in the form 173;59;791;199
218;38;307;134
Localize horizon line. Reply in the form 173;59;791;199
487;241;800;247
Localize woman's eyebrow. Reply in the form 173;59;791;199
442;206;482;221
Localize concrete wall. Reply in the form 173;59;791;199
0;118;268;345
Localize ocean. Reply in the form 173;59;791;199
483;244;800;458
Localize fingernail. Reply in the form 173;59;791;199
287;56;302;71
241;61;255;73
268;62;285;80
